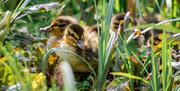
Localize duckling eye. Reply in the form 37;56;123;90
68;31;79;41
57;23;66;27
113;22;119;25
57;20;70;27
60;29;64;31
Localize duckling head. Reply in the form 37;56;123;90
111;14;125;32
50;16;78;37
63;24;84;48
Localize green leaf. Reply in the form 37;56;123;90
137;23;180;33
111;72;149;84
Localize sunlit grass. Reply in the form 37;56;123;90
0;0;179;90
95;0;115;90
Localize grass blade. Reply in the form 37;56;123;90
96;0;114;89
150;37;160;91
111;72;149;84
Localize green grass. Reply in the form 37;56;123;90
96;0;115;90
0;0;180;91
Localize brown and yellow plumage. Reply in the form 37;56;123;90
54;24;89;72
84;24;100;53
111;14;125;33
44;16;78;49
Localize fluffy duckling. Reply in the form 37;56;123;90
41;16;78;49
54;24;89;72
111;14;125;33
84;24;100;53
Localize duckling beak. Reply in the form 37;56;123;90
39;26;51;33
77;40;84;49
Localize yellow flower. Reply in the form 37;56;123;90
48;54;58;65
32;81;38;89
0;56;8;63
32;73;46;90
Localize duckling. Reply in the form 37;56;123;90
111;14;125;33
84;24;100;53
53;24;91;87
54;24;89;72
43;16;78;86
40;16;78;49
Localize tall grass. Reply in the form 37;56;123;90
0;1;47;91
94;0;114;90
1;0;180;90
150;36;160;91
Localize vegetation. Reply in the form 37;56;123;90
0;0;179;91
